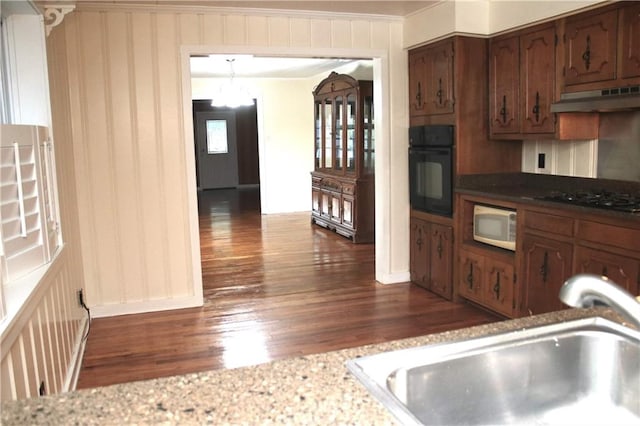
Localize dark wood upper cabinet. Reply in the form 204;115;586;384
564;8;618;87
425;40;455;115
489;35;520;135
408;39;455;120
489;24;557;138
620;2;640;79
520;26;556;134
559;2;640;91
408;51;428;118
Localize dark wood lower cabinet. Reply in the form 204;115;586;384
429;224;453;299
458;248;516;318
410;215;453;300
311;172;374;243
575;246;640;295
521;233;573;316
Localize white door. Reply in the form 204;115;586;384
195;111;239;189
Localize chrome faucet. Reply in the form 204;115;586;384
560;273;640;329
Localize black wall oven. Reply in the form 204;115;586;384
409;125;454;217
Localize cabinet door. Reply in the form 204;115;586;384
311;187;321;215
342;196;354;229
458;249;484;303
621;2;640;79
320;192;331;219
322;98;333;169
484;258;516;317
520;26;556;134
410;218;429;287
522;234;573;315
314;101;321;169
330;192;341;222
425;40;455;115
489;36;520;134
408;50;428;118
429;223;453;299
564;9;618;86
575;246;640;295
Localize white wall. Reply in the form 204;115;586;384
404;0;606;48
192;77;316;214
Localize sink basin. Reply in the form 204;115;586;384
346;317;640;425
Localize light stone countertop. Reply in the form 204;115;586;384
1;308;622;425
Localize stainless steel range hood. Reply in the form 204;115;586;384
550;85;640;113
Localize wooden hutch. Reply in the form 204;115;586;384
310;72;375;243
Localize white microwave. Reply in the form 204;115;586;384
473;205;517;251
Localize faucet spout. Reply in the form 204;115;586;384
560;274;640;329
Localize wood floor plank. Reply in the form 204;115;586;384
76;188;498;389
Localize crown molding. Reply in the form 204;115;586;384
72;2;404;22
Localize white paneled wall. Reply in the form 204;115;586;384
522;139;598;178
0;249;87;400
48;4;408;314
1;8;87;402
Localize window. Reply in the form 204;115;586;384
206;119;228;154
0;124;60;320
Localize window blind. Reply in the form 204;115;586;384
1;125;47;282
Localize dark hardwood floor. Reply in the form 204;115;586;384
76;188;498;389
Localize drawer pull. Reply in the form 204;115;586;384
540;251;549;284
493;272;501;299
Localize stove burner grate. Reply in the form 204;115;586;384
539;190;640;213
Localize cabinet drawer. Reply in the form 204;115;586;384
523;210;574;236
577;220;640;251
343;184;355;195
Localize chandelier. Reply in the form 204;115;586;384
210;58;254;108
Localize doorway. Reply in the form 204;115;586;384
193;100;261;191
195;110;239;189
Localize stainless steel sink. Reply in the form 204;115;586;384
347;317;640;425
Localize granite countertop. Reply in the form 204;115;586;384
1;307;624;425
455;172;640;222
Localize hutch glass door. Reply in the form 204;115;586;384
323;98;332;169
363;95;374;173
334;96;343;171
346;93;356;173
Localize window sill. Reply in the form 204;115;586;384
0;245;64;341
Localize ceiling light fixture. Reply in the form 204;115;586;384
210;58;254;108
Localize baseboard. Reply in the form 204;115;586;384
90;295;203;318
376;271;411;285
62;315;88;393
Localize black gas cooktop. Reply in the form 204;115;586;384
538;190;640;213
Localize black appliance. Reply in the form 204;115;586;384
538;190;640;213
409;125;454;217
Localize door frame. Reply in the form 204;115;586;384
180;45;400;305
